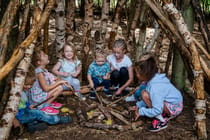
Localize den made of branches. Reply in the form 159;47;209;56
0;0;210;139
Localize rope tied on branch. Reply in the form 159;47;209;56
194;99;206;121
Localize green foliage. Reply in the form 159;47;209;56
200;0;210;13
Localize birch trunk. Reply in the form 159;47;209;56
0;0;55;81
0;0;20;67
163;2;207;139
0;3;43;138
55;0;65;56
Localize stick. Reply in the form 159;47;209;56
93;87;103;105
107;89;136;107
33;96;54;108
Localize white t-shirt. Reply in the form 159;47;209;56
107;54;132;70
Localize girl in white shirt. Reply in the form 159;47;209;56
107;39;133;96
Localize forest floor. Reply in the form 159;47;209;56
9;90;210;140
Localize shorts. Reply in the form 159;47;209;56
165;101;183;116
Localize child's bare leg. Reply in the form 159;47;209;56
13;118;20;128
47;85;63;103
141;90;152;108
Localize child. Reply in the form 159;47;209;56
107;39;133;96
132;53;183;132
87;50;111;99
52;44;86;101
14;76;71;134
30;50;70;115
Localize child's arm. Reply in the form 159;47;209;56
115;66;133;95
52;62;70;77
87;74;94;89
37;72;68;92
72;63;81;78
103;73;110;80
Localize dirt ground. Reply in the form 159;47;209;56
9;90;210;140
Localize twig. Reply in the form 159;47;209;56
93;88;103;105
107;90;136;107
33;96;54;108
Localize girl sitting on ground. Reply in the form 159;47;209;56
30;50;70;115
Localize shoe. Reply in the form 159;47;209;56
125;95;136;102
149;119;168;132
50;101;62;109
89;91;96;99
40;106;59;115
26;122;48;133
162;113;176;122
104;88;112;97
13;125;24;136
105;92;112;97
58;116;72;124
74;92;86;101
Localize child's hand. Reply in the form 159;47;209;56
71;73;77;77
115;88;123;95
89;82;94;89
63;82;73;90
62;72;70;77
29;105;35;110
103;73;110;80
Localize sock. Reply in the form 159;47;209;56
156;114;165;122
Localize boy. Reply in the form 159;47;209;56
87;50;111;99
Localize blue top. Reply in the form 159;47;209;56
87;61;110;83
137;73;183;118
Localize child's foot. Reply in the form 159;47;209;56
58;116;72;124
74;92;86;101
26;122;48;133
40;106;59;115
50;101;62;109
125;95;136;102
149;119;168;132
89;91;96;99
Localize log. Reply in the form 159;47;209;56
110;110;130;125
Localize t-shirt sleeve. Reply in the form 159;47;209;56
105;63;111;73
35;68;44;74
87;63;93;75
126;56;132;67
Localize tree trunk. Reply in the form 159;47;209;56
101;0;110;21
43;17;49;54
129;0;141;38
55;0;65;57
0;0;55;81
81;0;93;81
0;0;20;67
66;0;75;38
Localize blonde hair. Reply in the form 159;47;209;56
112;39;127;52
62;44;78;61
95;50;106;59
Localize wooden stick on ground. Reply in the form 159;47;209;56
33;96;54;108
107;89;136;107
93;88;103;105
